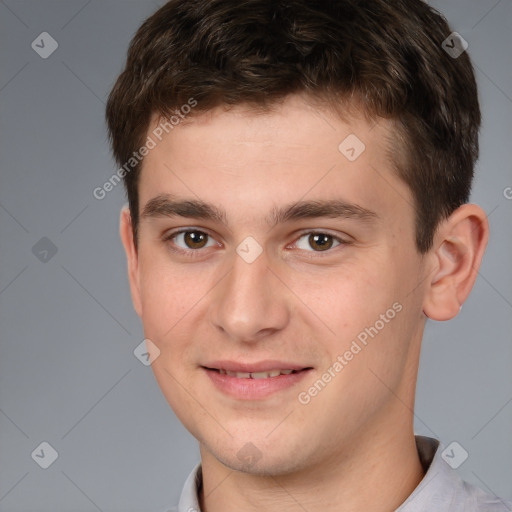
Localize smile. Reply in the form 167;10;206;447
216;369;298;378
202;364;313;400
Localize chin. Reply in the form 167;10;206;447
202;435;317;477
219;453;300;476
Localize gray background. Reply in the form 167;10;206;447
0;1;511;511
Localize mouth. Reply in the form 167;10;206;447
201;362;313;400
207;368;305;379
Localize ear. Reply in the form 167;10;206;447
120;207;142;317
423;204;489;321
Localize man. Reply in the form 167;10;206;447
106;1;511;510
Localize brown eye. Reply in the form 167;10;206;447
168;230;214;251
183;231;209;249
308;233;334;251
294;232;344;253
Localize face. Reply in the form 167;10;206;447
123;95;431;476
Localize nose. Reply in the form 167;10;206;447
209;247;290;344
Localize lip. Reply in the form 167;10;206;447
202;360;313;400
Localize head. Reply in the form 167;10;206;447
107;0;488;476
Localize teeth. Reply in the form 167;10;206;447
251;371;272;379
226;370;250;378
219;369;297;378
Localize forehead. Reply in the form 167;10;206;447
146;94;394;159
138;95;412;226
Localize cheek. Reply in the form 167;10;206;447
139;261;205;418
302;254;418;373
137;250;204;337
136;252;222;389
298;260;394;336
299;300;418;438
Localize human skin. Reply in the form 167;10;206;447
120;94;488;512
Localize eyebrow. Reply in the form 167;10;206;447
140;194;378;227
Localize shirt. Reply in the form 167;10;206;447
175;436;512;512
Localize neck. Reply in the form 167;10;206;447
199;419;425;512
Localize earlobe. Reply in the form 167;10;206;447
120;207;143;317
423;204;489;321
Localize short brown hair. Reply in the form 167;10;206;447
106;0;481;253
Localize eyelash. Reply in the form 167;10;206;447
162;228;351;258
